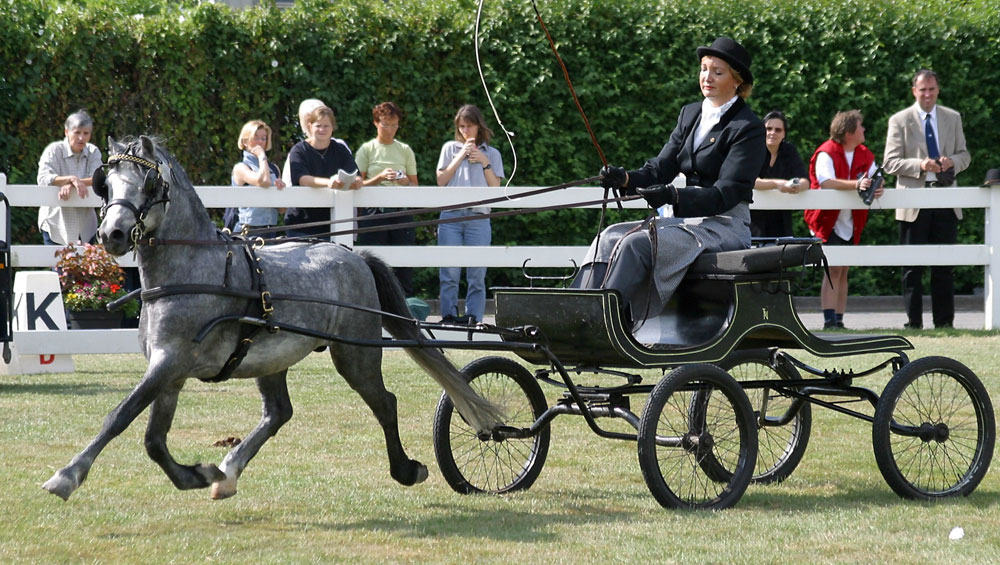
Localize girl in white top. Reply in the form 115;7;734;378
435;105;505;324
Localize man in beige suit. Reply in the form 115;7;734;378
884;69;971;329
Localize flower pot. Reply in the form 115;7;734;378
67;309;125;329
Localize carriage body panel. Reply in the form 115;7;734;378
495;243;912;368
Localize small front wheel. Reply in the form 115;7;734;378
872;356;995;499
433;356;550;494
638;364;757;510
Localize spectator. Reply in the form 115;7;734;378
231;120;286;233
284;106;361;238
282;98;327;187
355;102;419;296
36;110;102;245
883;69;971;329
435;104;504;324
752;110;808;238
580;37;764;326
804;110;884;329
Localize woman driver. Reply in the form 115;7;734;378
580;37;766;325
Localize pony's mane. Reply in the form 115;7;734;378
116;135;167;153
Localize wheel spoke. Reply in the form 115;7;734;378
433;357;550;495
717;350;810;484
640;365;756;510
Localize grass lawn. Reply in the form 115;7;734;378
2;332;999;563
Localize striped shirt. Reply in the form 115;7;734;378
36;140;102;245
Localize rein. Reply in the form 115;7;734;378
138;175;642;247
244;175;601;236
141;191;641;247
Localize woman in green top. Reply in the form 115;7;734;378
355;101;419;296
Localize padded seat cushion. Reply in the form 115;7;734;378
689;243;825;275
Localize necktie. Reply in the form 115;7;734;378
925;114;940;159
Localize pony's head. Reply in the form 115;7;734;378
95;136;173;256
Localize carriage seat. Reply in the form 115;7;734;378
688;242;825;276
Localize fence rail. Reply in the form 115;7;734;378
4;174;1000;338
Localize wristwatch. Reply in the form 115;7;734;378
483;163;492;170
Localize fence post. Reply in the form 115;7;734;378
986;188;1000;330
332;188;354;247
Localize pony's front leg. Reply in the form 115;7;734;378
211;372;293;500
42;363;174;501
145;379;225;490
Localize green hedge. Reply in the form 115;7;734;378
2;0;998;297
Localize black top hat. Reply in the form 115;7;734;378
696;37;753;85
983;168;1000;187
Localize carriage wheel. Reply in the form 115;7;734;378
637;364;757;510
715;349;812;484
432;356;550;494
872;356;995;499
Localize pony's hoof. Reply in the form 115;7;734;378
414;464;429;484
210;465;238;500
196;463;227;485
42;472;76;501
210;477;238;500
393;460;429;486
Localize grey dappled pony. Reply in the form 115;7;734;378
42;136;502;501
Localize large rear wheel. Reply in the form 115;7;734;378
433;356;550;494
717;348;811;483
637;364;757;510
872;356;994;499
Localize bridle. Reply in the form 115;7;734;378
93;151;171;249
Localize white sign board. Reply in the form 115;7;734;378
0;271;74;374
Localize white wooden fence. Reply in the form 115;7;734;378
3;172;1000;357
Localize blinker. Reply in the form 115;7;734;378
92;165;109;202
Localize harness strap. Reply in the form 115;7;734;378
199;243;270;383
99;150;171;251
107;153;161;173
248;243;273;316
223;248;234;287
140;285;415;324
202;325;266;383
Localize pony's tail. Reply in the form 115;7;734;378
361;251;504;433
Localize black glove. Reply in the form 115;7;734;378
600;165;627;189
636;184;676;209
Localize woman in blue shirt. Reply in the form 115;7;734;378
231;120;285;233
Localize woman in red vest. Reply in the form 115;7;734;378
804;110;884;329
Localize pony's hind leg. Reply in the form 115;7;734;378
144;379;226;490
332;345;428;486
210;371;293;500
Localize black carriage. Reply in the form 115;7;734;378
428;241;995;510
45;136;992;507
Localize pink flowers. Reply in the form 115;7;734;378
54;243;139;317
